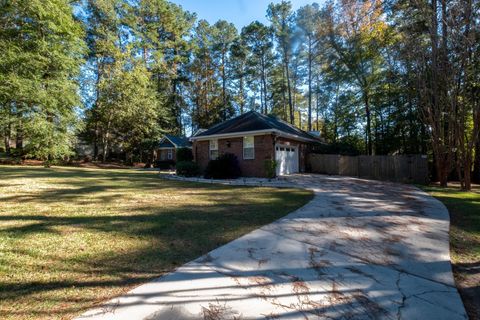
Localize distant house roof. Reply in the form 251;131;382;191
192;128;207;137
159;135;192;149
191;111;321;143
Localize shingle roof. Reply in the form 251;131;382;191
192;111;320;142
162;135;192;148
159;140;174;148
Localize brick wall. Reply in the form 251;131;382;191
193;140;210;172
193;134;310;177
157;149;176;162
193;134;275;177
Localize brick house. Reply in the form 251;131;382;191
156;135;191;163
190;111;322;177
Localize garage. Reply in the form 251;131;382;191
275;144;299;175
191;111;321;177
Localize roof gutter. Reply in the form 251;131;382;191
190;129;274;141
190;129;318;143
275;131;319;143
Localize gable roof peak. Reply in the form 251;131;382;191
191;111;321;143
161;134;192;148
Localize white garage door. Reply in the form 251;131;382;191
275;145;299;176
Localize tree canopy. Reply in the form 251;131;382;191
0;0;479;189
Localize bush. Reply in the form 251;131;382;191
9;147;23;158
176;148;193;162
264;159;277;179
176;161;200;177
204;153;241;179
154;160;175;169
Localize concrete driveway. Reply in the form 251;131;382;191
77;174;467;320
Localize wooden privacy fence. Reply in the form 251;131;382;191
308;154;429;184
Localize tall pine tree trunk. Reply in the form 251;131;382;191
221;51;227;120
282;67;287;119
364;92;373;155
473;141;480;183
102;118;112;163
261;57;268;114
307;40;313;131
463;156;472;190
4;130;10;155
3;113;11;155
284;48;294;124
15;122;23;154
93;120;99;161
316;76;321;131
102;134;108;163
239;75;245;114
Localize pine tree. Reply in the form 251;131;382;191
230;39;248;114
241;21;273;115
189;20;223;129
131;0;196;135
211;20;238;120
267;1;295;123
296;3;322;131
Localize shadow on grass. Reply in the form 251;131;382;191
0;166;277;204
0;202;312;317
0;166;314;318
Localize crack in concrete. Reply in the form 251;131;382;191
396;272;407;320
407;293;467;318
261;226;458;290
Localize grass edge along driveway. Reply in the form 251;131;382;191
422;185;480;320
0;166;313;320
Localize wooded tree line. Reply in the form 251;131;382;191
0;0;478;189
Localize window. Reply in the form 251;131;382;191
167;149;173;160
243;136;254;160
209;139;218;160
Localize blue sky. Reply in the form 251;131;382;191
170;0;321;30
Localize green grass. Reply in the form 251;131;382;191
422;185;480;319
422;185;480;264
0;166;313;320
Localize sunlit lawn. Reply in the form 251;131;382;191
0;166;313;320
423;184;480;319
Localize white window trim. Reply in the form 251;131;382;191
167;149;173;160
209;139;218;160
243;136;255;160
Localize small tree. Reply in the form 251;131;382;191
25;115;75;167
264;159;277;179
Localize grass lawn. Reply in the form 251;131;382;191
0;166;313;320
422;184;480;320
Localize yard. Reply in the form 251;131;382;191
423;185;480;320
0;166;313;320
